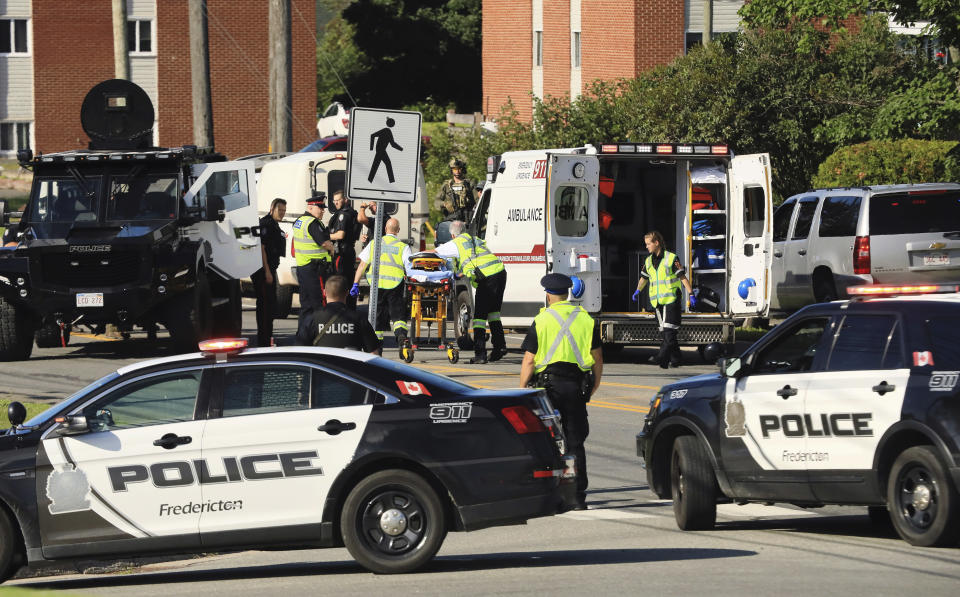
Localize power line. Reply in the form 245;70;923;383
290;0;358;108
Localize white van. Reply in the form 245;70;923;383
463;143;773;349
255;151;428;316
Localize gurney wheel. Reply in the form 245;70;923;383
447;348;459;364
401;340;415;363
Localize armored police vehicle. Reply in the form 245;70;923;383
0;80;260;358
0;340;572;578
637;283;960;547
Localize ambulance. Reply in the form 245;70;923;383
464;143;774;350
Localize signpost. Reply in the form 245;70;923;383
345;107;422;328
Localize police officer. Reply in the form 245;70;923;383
350;217;412;349
434;220;507;363
632;230;694;368
296;275;382;353
253;197;287;346
327;190;359;307
519;273;603;511
293;193;335;318
434;158;476;244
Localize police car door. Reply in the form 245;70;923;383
728;154;772;316
37;369;208;555
546;154;600;311
198;363;374;539
803;313;909;498
722;316;832;500
184;161;262;279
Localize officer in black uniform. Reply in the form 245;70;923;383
252;197;287;346
296;275;382;353
519;273;603;511
327;190;359;308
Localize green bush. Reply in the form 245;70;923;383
403;98;454;122
812;139;960;188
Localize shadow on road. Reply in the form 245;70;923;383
18;547;756;588
715;514;902;541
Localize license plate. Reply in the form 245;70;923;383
923;253;950;266
76;293;104;308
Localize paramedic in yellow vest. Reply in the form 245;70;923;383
519;273;603;511
434;220;507;364
350;217;412;346
293;193;335;319
633;230;694;369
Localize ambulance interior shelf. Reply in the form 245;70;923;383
689;169;727;312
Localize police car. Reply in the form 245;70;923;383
0;340;572;580
637;284;960;547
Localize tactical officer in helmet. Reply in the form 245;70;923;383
434;158;476;244
296;275;382;354
519;273;603;511
293;194;335;319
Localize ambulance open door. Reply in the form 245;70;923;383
546;154;601;312
727;153;773;317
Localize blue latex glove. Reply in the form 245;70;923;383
631;289;640;302
349;282;360;297
689;294;697;309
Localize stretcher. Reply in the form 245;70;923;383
400;252;459;363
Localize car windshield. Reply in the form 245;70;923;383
29;176;102;224
22;372;120;428
870;191;960;235
108;170;179;221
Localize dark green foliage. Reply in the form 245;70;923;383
812;139;960;187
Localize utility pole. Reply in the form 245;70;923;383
189;0;214;148
269;0;292;152
112;0;129;79
703;0;713;45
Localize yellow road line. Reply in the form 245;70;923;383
417;363;661;393
71;333;121;342
590;401;649;413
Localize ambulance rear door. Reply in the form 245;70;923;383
546;154;601;312
727;153;773;317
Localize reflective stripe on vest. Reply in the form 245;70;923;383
293;215;331;266
533;301;595;373
453;233;504;280
645;250;681;307
366;234;406;289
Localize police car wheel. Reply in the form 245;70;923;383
0;508;21;583
341;469;447;574
887;446;960;547
670;436;717;530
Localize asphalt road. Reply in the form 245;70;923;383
4;302;960;595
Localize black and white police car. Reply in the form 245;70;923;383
0;340;572;579
637;284;960;547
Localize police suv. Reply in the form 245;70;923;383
637;284;960;547
0;340;571;579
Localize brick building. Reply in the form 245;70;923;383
481;0;744;122
1;0;316;160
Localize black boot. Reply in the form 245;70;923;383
469;329;487;364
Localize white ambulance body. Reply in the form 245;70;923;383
467;143;773;347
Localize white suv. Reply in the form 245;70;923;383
316;102;350;138
771;183;960;310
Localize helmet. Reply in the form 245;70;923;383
738;277;757;300
449;158;466;172
570;275;585;299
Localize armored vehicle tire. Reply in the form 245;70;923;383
212;279;242;337
35;324;69;349
0;296;34;361
164;274;213;352
341;469;447;574
671;435;717;530
0;508;21;583
275;284;294;319
887;446;960;547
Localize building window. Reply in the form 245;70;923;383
0;18;29;54
685;32;702;54
127;18;153;54
0;122;32;154
534;30;543;67
572;31;581;68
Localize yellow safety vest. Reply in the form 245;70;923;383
292;215;331;267
533;301;596;373
366;234;406;289
645;250;681;307
453;233;504;283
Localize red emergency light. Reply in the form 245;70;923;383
199;338;249;356
848;284;960;296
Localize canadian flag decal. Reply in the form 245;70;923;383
396;381;431;396
913;351;935;367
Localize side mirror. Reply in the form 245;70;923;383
54;415;89;436
720;357;744;378
0;199;7;225
7;401;26;427
204;194;225;222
